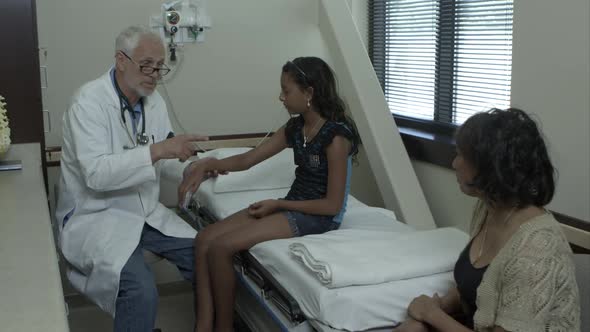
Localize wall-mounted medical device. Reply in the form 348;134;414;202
150;0;212;61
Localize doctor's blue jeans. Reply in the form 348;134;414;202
114;223;195;332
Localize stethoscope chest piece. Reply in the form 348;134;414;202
137;132;150;146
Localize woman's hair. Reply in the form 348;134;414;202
282;57;360;157
455;108;555;208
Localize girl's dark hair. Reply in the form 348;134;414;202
455;108;555;208
282;57;360;157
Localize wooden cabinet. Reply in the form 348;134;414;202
0;0;47;185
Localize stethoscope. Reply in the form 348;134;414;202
113;72;150;149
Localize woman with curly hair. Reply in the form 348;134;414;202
394;108;580;332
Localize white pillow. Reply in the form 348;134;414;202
199;147;296;193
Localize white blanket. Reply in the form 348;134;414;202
289;227;469;288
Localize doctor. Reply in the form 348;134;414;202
56;25;208;332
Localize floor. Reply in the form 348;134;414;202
67;284;251;332
68;292;194;332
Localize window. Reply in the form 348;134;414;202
369;0;513;126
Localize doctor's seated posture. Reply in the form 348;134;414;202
394;108;580;332
56;25;210;332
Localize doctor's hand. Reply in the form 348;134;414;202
150;134;208;163
248;199;280;219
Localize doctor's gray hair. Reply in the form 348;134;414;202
115;25;163;55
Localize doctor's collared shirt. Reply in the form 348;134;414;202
110;68;142;134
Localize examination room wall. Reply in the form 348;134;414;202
38;0;386;222
36;0;332;145
349;0;590;232
510;0;590;223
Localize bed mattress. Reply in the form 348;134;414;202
250;235;454;331
194;181;455;331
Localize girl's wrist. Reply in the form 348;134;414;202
183;161;198;178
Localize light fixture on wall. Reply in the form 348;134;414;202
150;0;212;62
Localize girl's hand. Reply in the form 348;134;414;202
248;199;280;218
178;157;216;206
392;318;429;332
408;294;441;322
182;157;216;178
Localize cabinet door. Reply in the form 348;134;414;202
0;0;45;145
0;0;47;187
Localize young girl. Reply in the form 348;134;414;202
179;56;360;332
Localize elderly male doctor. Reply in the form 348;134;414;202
56;25;207;332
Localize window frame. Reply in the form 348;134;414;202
369;0;514;169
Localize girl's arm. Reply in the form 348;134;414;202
277;135;350;216
178;126;288;198
206;126;288;172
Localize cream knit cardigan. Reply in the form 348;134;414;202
472;212;581;331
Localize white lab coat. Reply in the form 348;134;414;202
56;70;197;316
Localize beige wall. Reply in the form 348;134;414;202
412;161;476;232
511;0;590;222
37;0;331;146
348;0;369;47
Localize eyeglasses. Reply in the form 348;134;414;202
120;51;171;76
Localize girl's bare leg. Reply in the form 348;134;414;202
207;213;293;332
193;209;255;331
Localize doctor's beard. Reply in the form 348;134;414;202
122;74;157;98
135;81;157;97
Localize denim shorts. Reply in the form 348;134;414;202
282;210;340;237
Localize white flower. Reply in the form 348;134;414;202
0;95;11;154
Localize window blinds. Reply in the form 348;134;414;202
369;0;513;125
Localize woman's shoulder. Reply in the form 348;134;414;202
500;213;572;266
513;213;568;248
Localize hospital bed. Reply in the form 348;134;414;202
182;147;465;332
